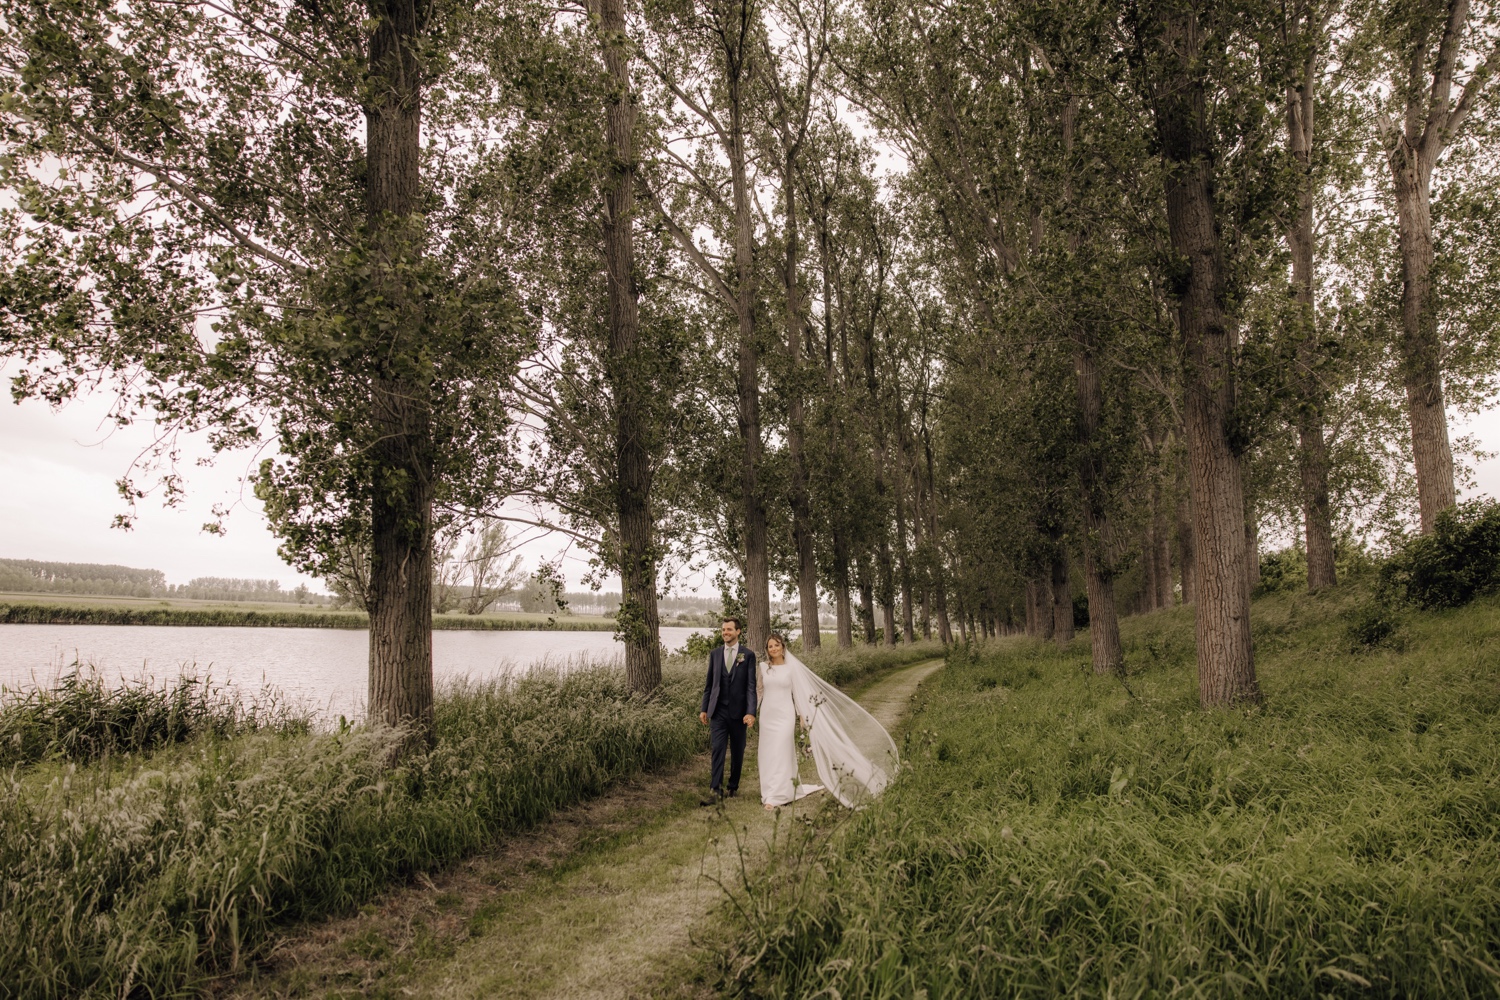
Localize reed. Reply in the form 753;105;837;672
0;667;309;766
727;587;1500;997
0;659;699;999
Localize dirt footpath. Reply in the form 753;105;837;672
228;658;944;1000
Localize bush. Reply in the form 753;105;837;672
1380;499;1500;609
1343;600;1406;652
1257;545;1309;594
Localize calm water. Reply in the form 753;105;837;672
0;624;705;722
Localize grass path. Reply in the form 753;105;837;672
228;658;943;1000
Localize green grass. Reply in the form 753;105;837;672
727;586;1500;997
0;600;616;630
0;663;700;999
0;638;928;999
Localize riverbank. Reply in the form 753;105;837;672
0;598;616;630
728;586;1500;996
224;653;946;999
0;640;941;999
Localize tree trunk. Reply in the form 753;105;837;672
726;43;770;655
1286;38;1338;589
364;0;435;745
834;532;854;648
781;149;821;651
596;0;661;696
1051;548;1074;645
1141;529;1159;613
878;536;897;646
1073;338;1124;672
933;562;953;643
1148;6;1260;707
1154;499;1174;608
856;555;877;644
1391;149;1456;532
1176;474;1197;604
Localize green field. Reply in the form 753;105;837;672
728;585;1500;997
0;592;617;630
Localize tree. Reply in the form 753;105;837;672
1;0;529;746
1130;0;1268;706
1372;0;1499;532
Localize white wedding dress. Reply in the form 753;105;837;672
757;652;900;808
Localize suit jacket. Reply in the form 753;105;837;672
701;643;758;720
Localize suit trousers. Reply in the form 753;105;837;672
709;711;747;794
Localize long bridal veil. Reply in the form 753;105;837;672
784;652;900;808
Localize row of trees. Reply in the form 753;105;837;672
3;0;1495;743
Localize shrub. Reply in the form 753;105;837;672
1343;600;1406;651
1257;545;1309;594
1379;499;1500;609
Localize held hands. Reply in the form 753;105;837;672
699;712;755;727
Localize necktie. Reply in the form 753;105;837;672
726;646;735;675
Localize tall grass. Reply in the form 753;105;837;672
0;661;699;999
797;639;946;688
729;587;1500;997
0;667;309;766
0;602;616;629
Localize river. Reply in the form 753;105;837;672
0;624;708;722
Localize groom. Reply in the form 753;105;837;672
699;615;757;803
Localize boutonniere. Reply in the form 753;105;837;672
734;652;746;664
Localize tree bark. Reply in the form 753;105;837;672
1050;548;1074;644
723;21;771;654
780;148;821;651
1154;495;1174;608
1392;149;1455;533
364;0;435;745
1141;529;1159;613
595;0;661;696
1147;4;1260;707
1176;471;1197;604
1382;0;1494;532
1286;20;1338;589
1073;337;1124;670
856;554;877;643
833;531;854;648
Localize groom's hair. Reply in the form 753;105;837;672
721;615;742;630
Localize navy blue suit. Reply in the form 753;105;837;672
701;643;758;794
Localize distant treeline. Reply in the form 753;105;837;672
529;591;800;619
0;559;328;604
0;603;617;630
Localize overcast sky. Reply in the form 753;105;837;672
3;376;1500;593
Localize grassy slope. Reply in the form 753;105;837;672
732;586;1500;997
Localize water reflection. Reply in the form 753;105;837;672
0;624;705;722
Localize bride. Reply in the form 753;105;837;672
757;632;900;809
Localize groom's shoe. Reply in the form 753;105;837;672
699;789;724;807
726;788;738;798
